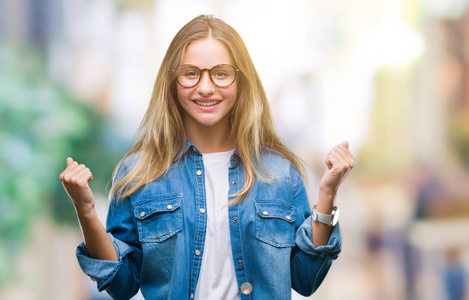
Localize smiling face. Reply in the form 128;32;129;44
176;38;238;135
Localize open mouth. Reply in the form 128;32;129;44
193;100;221;107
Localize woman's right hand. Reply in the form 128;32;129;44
59;157;95;215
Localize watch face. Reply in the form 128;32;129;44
332;207;340;226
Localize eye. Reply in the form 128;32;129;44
183;70;199;78
213;71;229;78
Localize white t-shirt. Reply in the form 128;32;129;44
194;150;240;300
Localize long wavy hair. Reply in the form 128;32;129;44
110;15;306;204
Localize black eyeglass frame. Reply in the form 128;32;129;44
175;64;240;88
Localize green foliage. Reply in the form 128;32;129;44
0;45;125;286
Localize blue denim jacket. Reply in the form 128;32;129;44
76;141;342;300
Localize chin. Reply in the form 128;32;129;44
198;120;221;127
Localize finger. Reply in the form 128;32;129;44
61;162;81;181
329;144;353;167
329;151;353;177
325;154;334;170
326;152;349;173
62;164;87;182
70;167;93;186
333;142;355;163
62;169;90;195
334;145;356;167
331;146;350;164
62;160;79;175
60;160;79;181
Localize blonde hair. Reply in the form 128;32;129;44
110;15;306;204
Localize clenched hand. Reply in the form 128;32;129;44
320;141;355;196
59;157;95;214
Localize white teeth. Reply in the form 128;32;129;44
194;101;219;106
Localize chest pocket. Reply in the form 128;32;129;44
255;201;296;247
134;195;183;243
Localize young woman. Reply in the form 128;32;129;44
60;15;355;300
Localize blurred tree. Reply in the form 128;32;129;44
449;111;469;169
0;45;125;286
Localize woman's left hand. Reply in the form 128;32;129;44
319;141;355;196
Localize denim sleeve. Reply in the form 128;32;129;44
75;156;143;300
289;166;342;296
76;232;142;297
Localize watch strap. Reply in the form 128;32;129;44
312;205;338;226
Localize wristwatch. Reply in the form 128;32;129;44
312;205;340;226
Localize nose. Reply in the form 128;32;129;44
196;70;215;95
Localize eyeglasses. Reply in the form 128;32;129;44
175;64;239;88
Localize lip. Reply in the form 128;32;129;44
191;98;222;111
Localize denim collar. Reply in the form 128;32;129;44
178;137;241;169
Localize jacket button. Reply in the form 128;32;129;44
199;208;205;214
262;211;268;216
167;205;173;210
195;250;201;256
232;180;237;185
240;282;253;295
286;215;291;221
196;170;202;176
140;211;145;218
237;260;243;266
232;217;238;223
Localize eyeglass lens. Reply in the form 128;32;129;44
177;64;237;88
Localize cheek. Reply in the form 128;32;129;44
177;87;191;105
223;82;238;101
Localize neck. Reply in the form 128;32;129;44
183;119;234;154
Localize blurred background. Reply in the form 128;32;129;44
1;0;469;299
